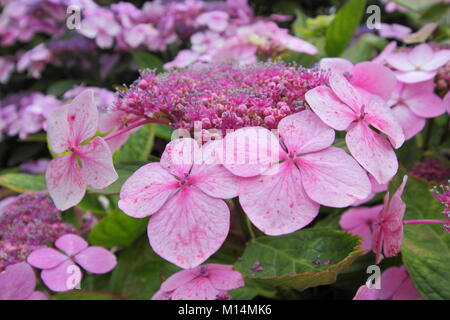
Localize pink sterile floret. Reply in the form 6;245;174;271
0;263;48;300
45;89;118;211
27;234;117;292
220;110;371;235
306;72;405;184
152;264;244;300
119;138;239;269
372;175;408;264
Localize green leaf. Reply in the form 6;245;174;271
88;209;148;248
154;123;174;141
325;0;367;57
116;124;155;162
132;51;164;72
51;290;123;300
109;237;180;299
47;80;79;97
87;162;146;195
235;228;364;292
0;173;46;192
420;3;450;22
394;173;450;300
77;194;107;215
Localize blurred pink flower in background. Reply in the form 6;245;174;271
17;44;52;78
378;23;411;40
0;56;14;83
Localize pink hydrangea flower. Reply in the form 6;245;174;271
386;43;450;83
319;58;397;101
0;56;14;84
372;175;408;264
27;234;116;292
196;11;229;32
45;89;118;210
221;110;371;235
20;158;50;174
0;263;48;300
340;205;382;251
388;80;446;139
354;265;422;300
79;8;121;49
16;44;52;79
119;138;239;268
378;23;411;40
306;72;405;184
153;264;244;300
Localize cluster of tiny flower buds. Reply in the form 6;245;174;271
432;183;450;232
410;158;450;185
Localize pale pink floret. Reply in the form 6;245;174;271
319;58;397;101
340;205;381;251
306;72;405;184
386;43;450;83
388;80;446;139
353;265;422;300
119;138;239;269
152;264;244;300
45;89;118;211
221;110;371;235
0;263;47;300
372;175;408;264
27;234;117;292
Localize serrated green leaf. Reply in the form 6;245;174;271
235;228;364;292
325;0;367;57
88;209;148;248
0;173;46;192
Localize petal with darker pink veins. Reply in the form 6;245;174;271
207;264;244;291
77;137;118;189
119;162;178;218
148;186;230;269
346;122;398;185
190;163;239;199
45;153;86;211
351;62;397;101
46;105;71;154
329;72;363;113
74;247;117;274
297;147;371;208
161;138;200;178
171;277;220;300
239;161;319;236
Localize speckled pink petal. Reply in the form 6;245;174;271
319;58;353;74
346;122;398;185
45;153;86;211
55;234;88;256
46;105;71;154
207;264;244;291
74;247;117;274
0;263;36;300
171;277;220;300
119;162;178;218
27;248;68;270
404;92;445;118
77;137;118;189
66;89;99;146
351;62;397;101
160;268;197;292
190;163;239;199
298;147;371;208
239;161;319;235
40;259;82;292
305;86;356;131
148;186;230;269
391;104;426;140
221;127;281;177
363;92;405;149
278;110;335;154
329;72;363;113
161;138;200;178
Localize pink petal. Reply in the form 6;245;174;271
392;277;422;300
409;43;434;66
160;138;200;178
278;110;335;154
0;263;36;300
363;92;405;149
190;163;239;199
239;161;319;235
45;153;86;211
346;122;398;185
391;105;426;140
77;137;118;189
160;269;197;292
148;186;230;269
386;52;414;71
40;259;82;292
372;41;397;65
27;291;48;300
118;162;178;218
221;127;281;177
353;285;379;300
171;277;220;300
423;49;450;71
151;290;170;300
74;247;117;274
351;62;397;101
297;147;371;208
329;72;363;113
27;248;68;270
305;86;356;130
207;264;244;291
46;105;71;154
378;266;408;300
319;58;353;75
55;234;88;257
404;92;445;118
396;70;436;83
